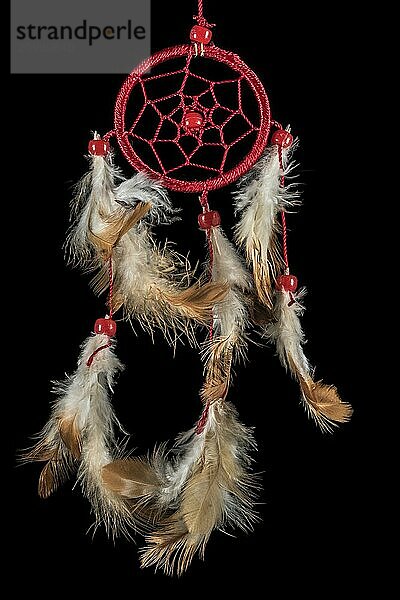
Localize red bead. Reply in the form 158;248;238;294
198;210;221;230
276;274;298;292
88;139;110;156
271;129;294;149
94;317;117;337
184;110;204;130
190;25;213;44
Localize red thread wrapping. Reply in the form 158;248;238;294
196;401;210;435
86;342;112;367
114;45;270;192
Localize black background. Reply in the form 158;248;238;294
8;0;375;594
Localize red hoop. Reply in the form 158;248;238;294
114;44;270;193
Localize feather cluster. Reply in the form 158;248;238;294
25;128;352;576
66;146;227;343
139;401;258;575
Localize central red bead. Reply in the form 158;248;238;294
184;110;204;130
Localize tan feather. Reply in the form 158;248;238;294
245;291;275;326
22;425;76;498
102;458;162;499
162;281;229;323
140;402;258;576
200;339;233;404
298;376;353;432
38;460;58;499
250;233;284;309
88;202;151;259
110;280;228;327
58;416;82;460
37;445;74;499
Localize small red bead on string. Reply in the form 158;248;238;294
94;317;117;337
190;25;213;45
88;138;110;156
198;210;221;230
271;129;293;149
276;274;298;292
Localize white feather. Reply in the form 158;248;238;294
66;151;176;269
115;171;178;225
265;289;352;432
210;227;251;345
266;288;310;377
77;339;135;536
233;134;300;306
158;425;208;507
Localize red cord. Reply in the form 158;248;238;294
86;255;115;367
108;256;114;319
196;401;210;435
198;0;203;18
199;191;214;341
278;145;289;272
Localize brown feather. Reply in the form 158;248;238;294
38;460;58;499
58;417;82;460
37;445;73;499
88;202;151;259
251;232;283;310
299;376;353;430
22;439;56;463
200;339;233;404
110;281;228;323
102;458;161;499
245;292;275;326
162;281;229;323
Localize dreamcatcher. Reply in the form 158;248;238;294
24;0;352;575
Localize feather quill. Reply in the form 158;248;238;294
234;135;300;309
140;401;258;576
266;289;353;432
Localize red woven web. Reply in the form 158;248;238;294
114;45;270;192
129;55;255;177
